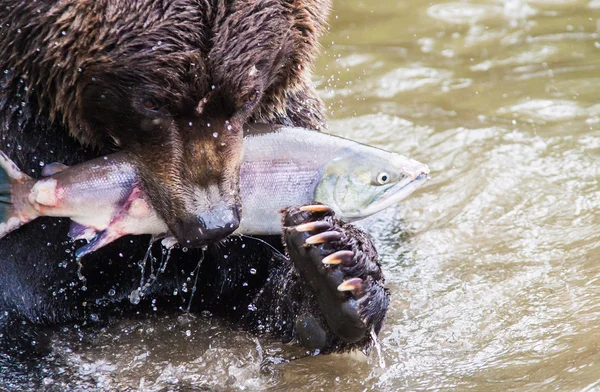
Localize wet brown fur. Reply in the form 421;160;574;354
0;0;330;239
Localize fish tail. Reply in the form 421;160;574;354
0;150;33;238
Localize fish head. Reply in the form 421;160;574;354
314;148;430;221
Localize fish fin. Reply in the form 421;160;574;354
68;222;98;241
75;229;120;259
42;162;69;177
74;187;147;258
0;150;34;238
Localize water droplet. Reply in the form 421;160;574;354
108;288;116;296
247;304;257;311
212;132;218;138
129;288;141;304
185;329;191;337
250;268;257;275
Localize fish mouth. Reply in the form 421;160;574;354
340;171;430;220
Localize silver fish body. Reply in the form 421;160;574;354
238;124;430;234
0;125;429;257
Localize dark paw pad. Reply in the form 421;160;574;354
282;205;389;345
294;313;328;350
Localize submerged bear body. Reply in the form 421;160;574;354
0;0;389;383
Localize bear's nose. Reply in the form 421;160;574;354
174;205;241;246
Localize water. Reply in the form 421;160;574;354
7;0;600;390
315;0;600;390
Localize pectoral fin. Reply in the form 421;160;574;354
75;229;120;259
41;162;69;177
68;222;98;241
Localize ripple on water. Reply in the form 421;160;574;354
470;45;559;72
367;121;600;390
49;317;272;390
426;3;503;25
498;99;588;123
329;113;434;154
376;66;453;98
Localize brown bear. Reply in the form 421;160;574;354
0;0;388;380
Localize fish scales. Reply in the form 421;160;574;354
240;160;318;234
0;125;429;257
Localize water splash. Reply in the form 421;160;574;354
185;247;206;313
370;328;386;369
129;236;174;304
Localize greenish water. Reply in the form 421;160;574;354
316;0;600;390
31;1;600;390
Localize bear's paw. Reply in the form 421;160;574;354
282;205;389;351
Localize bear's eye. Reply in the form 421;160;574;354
142;98;160;111
242;90;260;110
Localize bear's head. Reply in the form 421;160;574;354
14;1;328;246
76;51;254;246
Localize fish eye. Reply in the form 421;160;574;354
376;172;390;185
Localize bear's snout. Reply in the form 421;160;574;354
174;203;241;246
